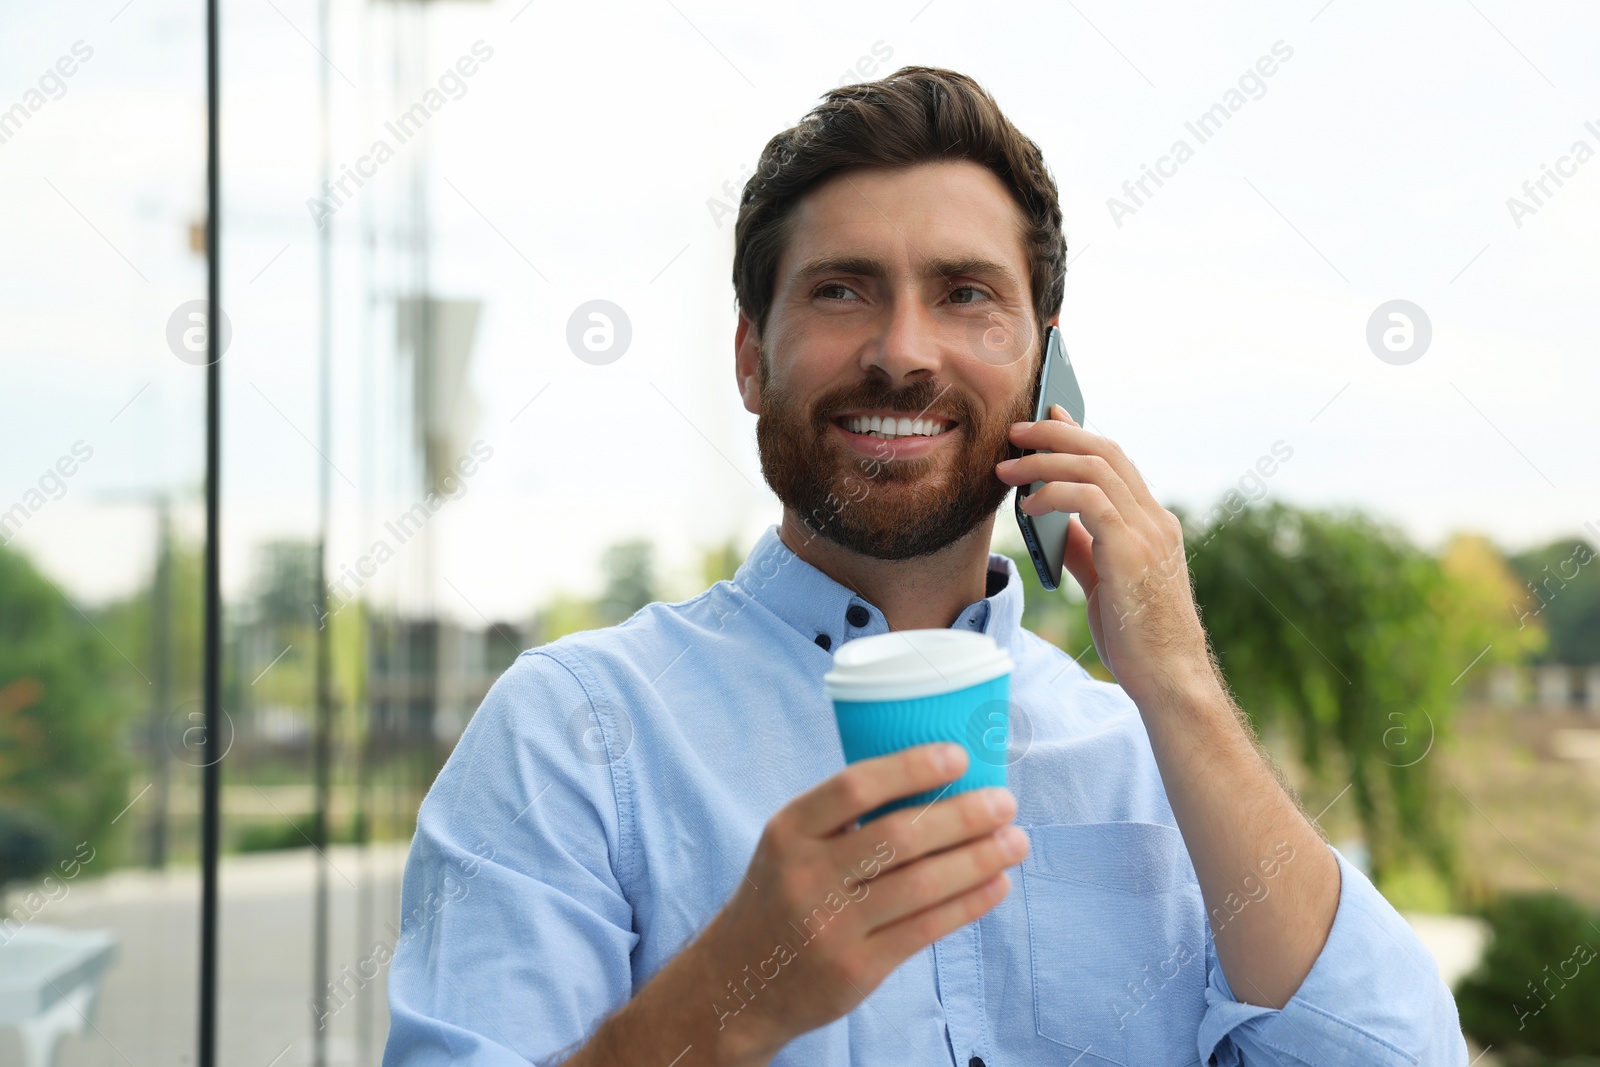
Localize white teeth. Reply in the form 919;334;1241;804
842;414;952;438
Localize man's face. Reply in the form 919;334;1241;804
736;160;1049;560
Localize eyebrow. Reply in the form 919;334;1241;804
789;254;1024;293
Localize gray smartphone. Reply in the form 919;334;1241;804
1013;326;1085;590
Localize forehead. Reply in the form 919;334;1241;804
775;160;1030;287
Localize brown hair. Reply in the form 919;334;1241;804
732;65;1067;345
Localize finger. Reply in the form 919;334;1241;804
855;823;1028;932
1060;514;1099;596
843;785;1016;883
1016;479;1124;541
790;742;968;837
865;871;1013;967
997;451;1143;523
1008;418;1160;511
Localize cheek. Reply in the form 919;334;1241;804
974;368;1038;432
762;351;847;416
1010;375;1039;419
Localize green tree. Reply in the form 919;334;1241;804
597;540;658;625
253;539;320;630
237;540;319;719
700;539;743;588
533;592;605;644
1440;533;1548;682
96;531;206;869
1180;502;1463;892
1510;537;1600;666
0;546;130;887
537;537;735;644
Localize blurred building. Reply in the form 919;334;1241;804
1489;662;1600;714
368;616;524;746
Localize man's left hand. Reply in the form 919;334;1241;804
995;404;1217;705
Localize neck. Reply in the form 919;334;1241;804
777;511;998;632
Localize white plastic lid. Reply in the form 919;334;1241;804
823;628;1013;702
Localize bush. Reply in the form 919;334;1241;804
1457;892;1600;1065
235;813;354;853
0;547;129;887
0;808;57;887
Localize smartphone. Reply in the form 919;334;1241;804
1013;326;1085;591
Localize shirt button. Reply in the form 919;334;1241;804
845;604;870;627
814;633;832;651
968;1058;986;1067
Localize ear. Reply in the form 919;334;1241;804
734;309;762;416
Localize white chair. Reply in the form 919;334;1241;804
0;926;118;1067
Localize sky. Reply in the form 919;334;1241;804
2;0;1597;624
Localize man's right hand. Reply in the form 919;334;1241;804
690;741;1029;1064
565;742;1027;1067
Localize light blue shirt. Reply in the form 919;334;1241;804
384;525;1465;1066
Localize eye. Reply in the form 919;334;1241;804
948;285;988;305
815;283;860;301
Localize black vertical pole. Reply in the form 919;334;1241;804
200;0;222;1062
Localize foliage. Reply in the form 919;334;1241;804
0;546;130;888
701;540;743;588
0;808;56;887
1510;538;1600;666
235;811;356;853
331;597;369;771
1440;533;1548;676
234;538;320;714
100;532;207;723
597;540;658;625
535;592;606;644
535;539;663;642
1457;892;1600;1065
1375;858;1456;914
1179;501;1462;888
252;539;320;629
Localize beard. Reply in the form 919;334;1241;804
755;358;1038;561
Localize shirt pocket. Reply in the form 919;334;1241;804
1020;821;1207;1067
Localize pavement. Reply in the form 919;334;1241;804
2;844;408;1067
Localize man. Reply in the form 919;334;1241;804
384;67;1465;1066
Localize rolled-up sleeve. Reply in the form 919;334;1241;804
383;651;638;1066
1198;847;1466;1066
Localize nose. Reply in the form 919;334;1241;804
860;293;943;387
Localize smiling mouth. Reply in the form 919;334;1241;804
833;411;959;441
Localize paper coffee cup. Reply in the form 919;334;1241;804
823;629;1014;823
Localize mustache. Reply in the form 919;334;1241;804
811;378;972;429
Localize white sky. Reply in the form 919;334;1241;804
2;0;1597;624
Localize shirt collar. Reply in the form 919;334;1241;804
731;524;1025;653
